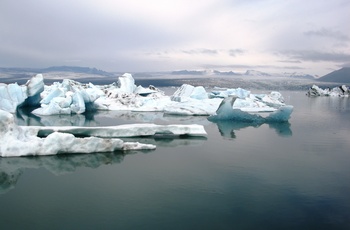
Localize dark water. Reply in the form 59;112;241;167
1;91;350;230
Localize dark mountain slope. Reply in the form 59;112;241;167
318;67;350;83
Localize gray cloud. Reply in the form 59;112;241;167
277;50;350;63
202;64;305;70
339;62;350;68
304;28;350;42
0;1;186;70
278;60;302;64
1;0;349;75
182;49;218;55
228;49;245;57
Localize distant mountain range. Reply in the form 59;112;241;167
171;69;271;76
0;66;115;77
1;65;349;83
171;69;319;79
282;72;316;80
317;67;350;83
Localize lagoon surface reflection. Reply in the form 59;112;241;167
1;91;350;230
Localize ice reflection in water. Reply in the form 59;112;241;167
0;152;125;194
213;120;292;139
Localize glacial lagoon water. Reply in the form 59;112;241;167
1;91;350;229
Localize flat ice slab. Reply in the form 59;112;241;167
24;124;207;138
1;109;207;157
0;109;157;157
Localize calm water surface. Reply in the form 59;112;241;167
1;91;350;230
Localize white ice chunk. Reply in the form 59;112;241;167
34;79;104;115
23;74;45;106
32;101;72;115
0;83;27;113
253;91;285;108
171;84;208;101
26;74;44;97
164;98;222;116
171;84;195;102
190;86;208;100
40;87;65;104
118;73;136;93
134;85;158;96
70;91;86;114
210;88;250;99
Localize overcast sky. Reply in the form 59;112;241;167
1;0;349;76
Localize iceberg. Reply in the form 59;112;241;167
0;83;27;113
307;84;349;97
0;109;156;157
208;96;293;122
32;79;104;115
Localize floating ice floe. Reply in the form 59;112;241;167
307;85;349;97
0;109;156;157
0;109;208;157
24;123;207;138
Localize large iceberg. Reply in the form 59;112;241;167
1;73;293;120
307;84;349;97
